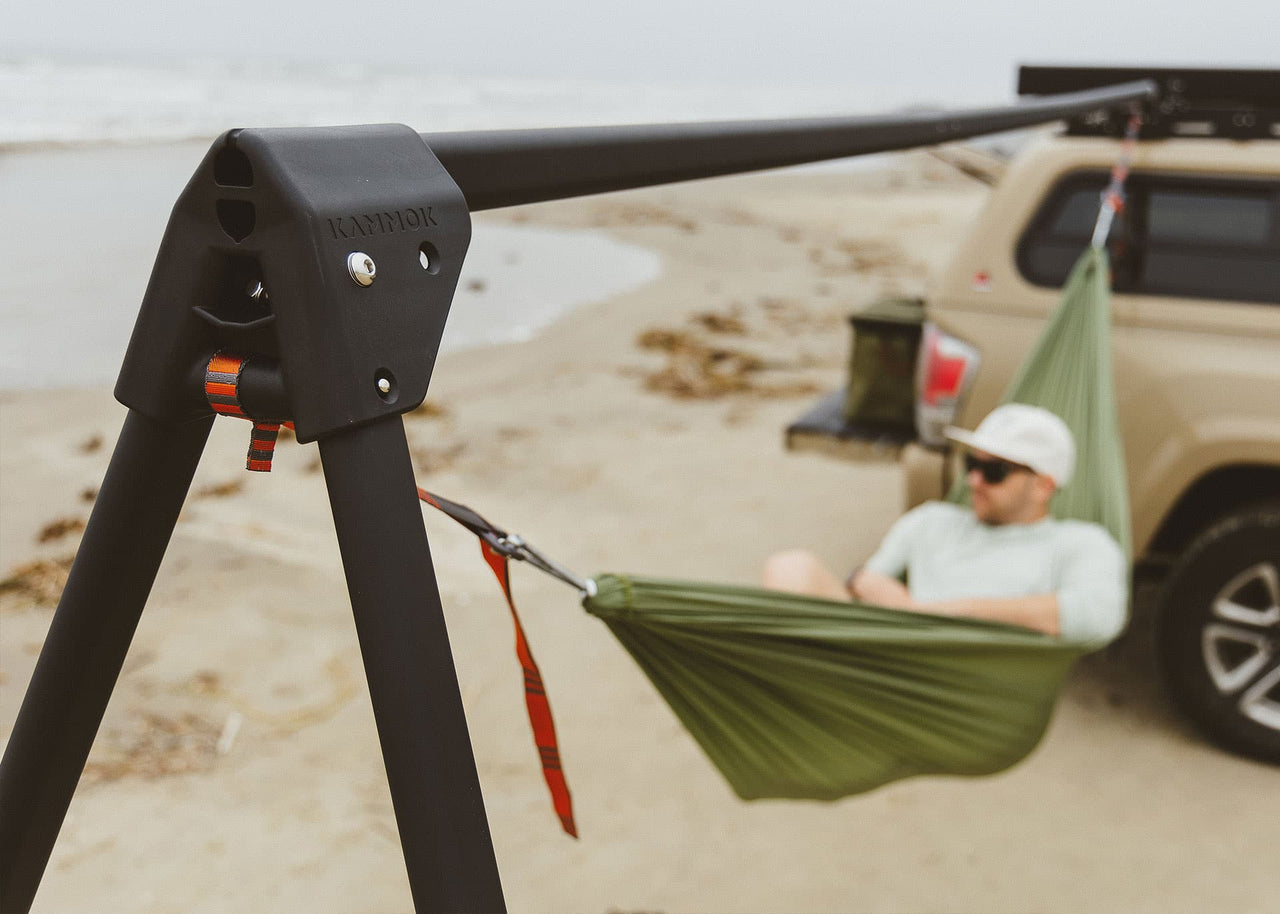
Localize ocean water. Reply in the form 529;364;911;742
0;56;990;389
0;141;662;389
0;56;945;148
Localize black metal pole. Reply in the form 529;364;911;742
318;415;505;914
424;79;1156;210
0;410;214;914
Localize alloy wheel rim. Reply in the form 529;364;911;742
1201;561;1280;731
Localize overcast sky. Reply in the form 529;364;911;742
8;0;1276;99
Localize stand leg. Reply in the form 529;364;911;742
319;416;505;914
0;410;213;914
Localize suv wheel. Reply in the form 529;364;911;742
1155;503;1280;763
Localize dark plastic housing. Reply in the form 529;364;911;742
115;125;471;442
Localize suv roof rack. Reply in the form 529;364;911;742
1019;65;1280;140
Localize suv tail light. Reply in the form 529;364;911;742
915;321;981;447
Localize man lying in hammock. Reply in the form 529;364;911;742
764;404;1127;644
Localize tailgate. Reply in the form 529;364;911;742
785;297;924;461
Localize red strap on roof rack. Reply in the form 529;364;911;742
1091;109;1143;250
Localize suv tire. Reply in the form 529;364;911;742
1155;503;1280;763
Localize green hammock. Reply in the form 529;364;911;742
581;246;1131;799
945;246;1130;554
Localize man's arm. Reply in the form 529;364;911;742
1053;528;1128;643
916;593;1061;636
852;503;943;605
913;526;1125;641
848;569;914;609
853;571;1062;634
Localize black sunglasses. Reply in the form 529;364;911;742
963;454;1032;485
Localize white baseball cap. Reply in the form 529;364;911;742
945;403;1076;487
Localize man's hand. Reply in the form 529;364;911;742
848;569;914;609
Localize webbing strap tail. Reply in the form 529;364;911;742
204;351;291;472
479;541;578;838
418;487;578;838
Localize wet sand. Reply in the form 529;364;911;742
2;143;1277;914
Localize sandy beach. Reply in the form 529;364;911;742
2;142;1277;914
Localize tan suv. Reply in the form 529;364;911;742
788;67;1280;763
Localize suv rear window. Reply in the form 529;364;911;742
1017;172;1280;304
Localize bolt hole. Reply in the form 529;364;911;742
216;200;256;242
418;241;441;275
375;369;398;404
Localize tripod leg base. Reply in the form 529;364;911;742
320;416;505;913
0;410;213;914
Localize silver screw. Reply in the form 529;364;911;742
246;280;268;300
347;252;377;286
376;377;392;395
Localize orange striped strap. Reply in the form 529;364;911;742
480;541;578;838
417;488;578;838
204;352;288;472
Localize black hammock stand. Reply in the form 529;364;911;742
0;73;1158;914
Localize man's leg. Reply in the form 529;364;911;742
762;549;849;600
